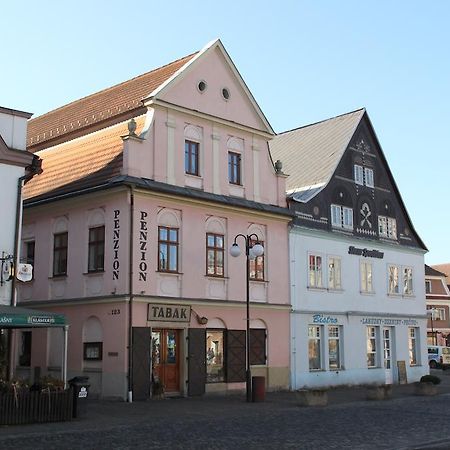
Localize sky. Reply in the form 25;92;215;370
2;1;449;264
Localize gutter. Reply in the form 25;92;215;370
127;184;134;402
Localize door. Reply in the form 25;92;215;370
383;327;394;384
188;328;206;396
152;329;180;393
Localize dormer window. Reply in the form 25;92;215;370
378;216;397;239
331;204;353;230
354;164;374;188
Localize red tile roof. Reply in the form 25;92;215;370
27;52;197;151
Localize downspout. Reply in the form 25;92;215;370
127;184;135;402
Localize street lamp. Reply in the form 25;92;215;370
230;233;264;402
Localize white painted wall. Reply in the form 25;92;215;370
290;226;428;389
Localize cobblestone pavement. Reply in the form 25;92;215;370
1;371;450;450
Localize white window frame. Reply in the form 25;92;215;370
308;253;323;289
328;325;342;370
425;280;432;294
408;327;419;366
328;256;342;290
308;325;323;371
378;216;397;239
388;264;400;295
330;204;353;230
360;261;373;293
354;164;364;185
433;307;446;321
403;267;414;295
367;326;379;368
364;167;374;188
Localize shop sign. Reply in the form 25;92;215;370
360;317;418;326
148;304;191;322
348;246;384;259
312;314;338;324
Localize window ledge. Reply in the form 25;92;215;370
205;274;228;280
156;271;183;276
83;270;105;276
249;279;268;284
403;294;415;299
49;275;67;280
307;286;327;291
309;369;326;372
327;288;344;293
387;293;402;298
360;291;376;296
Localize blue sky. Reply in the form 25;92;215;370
2;1;448;264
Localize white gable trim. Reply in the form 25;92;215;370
142;39;274;135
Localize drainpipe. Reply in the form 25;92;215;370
127;184;135;402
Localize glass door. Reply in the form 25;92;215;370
383;327;393;384
152;329;180;393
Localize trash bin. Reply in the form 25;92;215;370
69;376;90;418
252;376;265;402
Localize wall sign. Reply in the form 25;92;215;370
348;246;384;259
113;210;120;280
148;304;191;322
138;211;148;282
312;314;338;324
361;317;418;326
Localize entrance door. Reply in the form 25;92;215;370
152;329;180;393
383;327;394;384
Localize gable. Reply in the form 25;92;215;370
156;43;272;134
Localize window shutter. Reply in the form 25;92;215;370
250;329;266;365
188;328;206;396
132;327;151;401
226;329;246;382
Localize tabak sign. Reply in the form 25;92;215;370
148;304;191;323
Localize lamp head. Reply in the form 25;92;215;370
230;243;241;257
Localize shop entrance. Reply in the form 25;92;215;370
383;327;395;384
152;329;180;393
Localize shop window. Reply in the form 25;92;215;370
328;326;342;370
83;342;103;361
367;326;379;368
206;233;224;277
88;226;105;272
308;254;323;288
206;330;225;383
53;232;68;276
18;331;31;367
308;325;322;370
408;328;418;366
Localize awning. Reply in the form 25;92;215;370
0;305;66;328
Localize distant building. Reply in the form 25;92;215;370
270;109;428;388
425;264;450;347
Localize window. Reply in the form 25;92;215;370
308;254;323;288
354;165;374;187
250;240;264;281
388;265;400;294
403;267;413;295
250;328;266;365
24;241;35;279
206;330;224;383
308;325;322;370
328;326;342;369
364;168;374;188
228;151;241;185
430;307;446;321
18;331;31;367
206;233;224;277
184;140;199;176
158;227;179;272
367;326;378;368
378;216;397;239
328;257;341;290
425;280;432;294
83;342;103;361
360;261;373;293
354;164;364;185
408;328;418;366
88;226;105;272
53;232;68;276
331;204;353;230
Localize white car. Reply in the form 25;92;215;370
428;345;450;369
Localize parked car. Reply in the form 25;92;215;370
427;345;450;369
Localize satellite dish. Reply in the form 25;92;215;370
16;264;33;282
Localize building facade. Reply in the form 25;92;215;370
425;265;450;347
270;109;428;388
19;40;291;400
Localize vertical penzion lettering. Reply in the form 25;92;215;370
139;211;148;281
113;210;120;280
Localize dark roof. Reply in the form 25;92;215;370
425;265;447;277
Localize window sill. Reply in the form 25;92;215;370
249;279;267;284
185;172;201;178
309;368;325;372
387;293;402;298
307;286;327;291
205;274;228;279
327;288;344;293
49;275;67;280
403;294;415;299
157;270;183;275
367;366;381;369
83;270;105;276
360;290;376;296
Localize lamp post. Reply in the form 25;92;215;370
230;234;264;402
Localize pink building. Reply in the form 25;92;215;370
19;40;291;399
